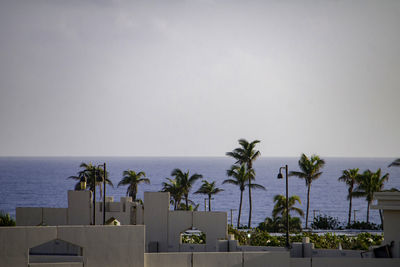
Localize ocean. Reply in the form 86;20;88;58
0;157;399;227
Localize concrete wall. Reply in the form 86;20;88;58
144;253;400;267
383;210;400;258
193;212;227;252
67;191;91;225
0;225;145;267
168;211;192;251
16;208;68;226
193;252;242;267
0;226;57;267
58;225;144;267
144;192;169;252
29;263;83;267
144;251;289;267
312;258;400;267
145;253;192;267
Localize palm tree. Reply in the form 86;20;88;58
118;170;150;201
352;169;389;223
338;168;360;226
226;138;261;228
289;154;325;228
223;164;265;228
68;162;113;199
161;177;183;210
272;195;304;219
388;158;400;167
194;180;223;211
171;169;202;210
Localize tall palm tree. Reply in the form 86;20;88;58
272;195;304;219
118;170;150;201
388;158;400;167
161;177;183;210
338;168;360;225
68;162;113;199
226;139;261;228
171;169;202;210
352;169;389;223
194;180;223;211
223;164;265;228
289;154;325;228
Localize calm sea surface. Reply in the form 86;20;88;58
0;157;399;227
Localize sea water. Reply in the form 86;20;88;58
0;157;399;227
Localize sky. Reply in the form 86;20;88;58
0;0;399;157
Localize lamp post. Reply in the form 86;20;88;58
92;163;107;226
96;163;107;225
277;165;290;248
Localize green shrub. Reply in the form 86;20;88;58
257;216;302;233
311;214;342;230
181;232;206;244
0;211;16;226
346;221;382;230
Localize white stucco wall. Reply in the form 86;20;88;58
144;192;169;252
0;225;145;267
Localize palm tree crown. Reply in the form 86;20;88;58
68;162;113;199
171;168;202;210
290;154;325;228
388;158;400;167
272;195;304;219
226;138;261;228
161;177;183;210
118;170;150;201
195;180;223;211
352;169;389;223
338;168;360;225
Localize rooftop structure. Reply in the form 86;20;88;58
1;191;400;267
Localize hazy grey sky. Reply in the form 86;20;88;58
0;0;399;157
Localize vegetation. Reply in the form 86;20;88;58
0;211;16;226
257;215;302;233
68;162;113;199
171;169;202;210
226;139;261;228
181;232;206;244
346;221;382;230
352;169;389;223
223;164;265;227
272;194;304;218
162;177;183;210
228;225;383;250
388;158;400;167
117;170;150;201
290;154;325;228
311;214;342;230
338;168;361;226
161;169;202;210
194;180;223;211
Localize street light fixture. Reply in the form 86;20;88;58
80;176;87;190
277;164;290;248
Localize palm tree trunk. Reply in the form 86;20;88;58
348;194;352;226
367;201;370;223
185;194;189;210
306;183;311;228
248;180;252;228
208;195;211;212
238;190;243;228
248;162;253;228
